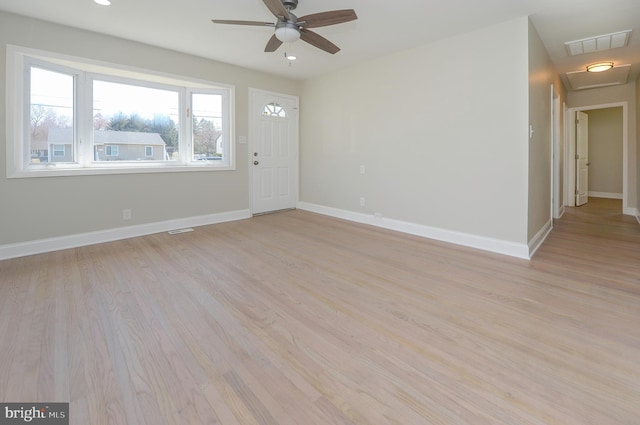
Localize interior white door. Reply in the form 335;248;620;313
250;90;299;215
575;111;589;206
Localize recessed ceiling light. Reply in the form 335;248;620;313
94;0;111;5
586;62;614;73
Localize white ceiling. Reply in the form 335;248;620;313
1;0;639;89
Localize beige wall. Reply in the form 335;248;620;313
300;17;530;244
567;83;638;213
527;19;566;241
586;108;623;195
0;11;300;245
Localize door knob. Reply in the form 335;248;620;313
253;160;259;165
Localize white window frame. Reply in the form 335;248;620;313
6;45;236;178
145;146;153;157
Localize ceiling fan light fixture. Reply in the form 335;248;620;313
285;52;297;61
275;25;300;43
94;0;111;5
586;62;614;73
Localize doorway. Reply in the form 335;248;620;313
248;89;299;215
565;102;629;214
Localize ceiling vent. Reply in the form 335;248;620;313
565;30;631;56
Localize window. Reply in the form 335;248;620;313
6;46;235;177
52;145;65;157
262;102;287;118
192;92;228;161
93;79;178;162
29;66;74;164
105;145;119;156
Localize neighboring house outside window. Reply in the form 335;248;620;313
105;145;119;157
52;144;65;157
48;128;168;162
45;133;73;162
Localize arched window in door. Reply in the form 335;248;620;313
262;102;287;118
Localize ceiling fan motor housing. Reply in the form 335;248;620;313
282;0;298;11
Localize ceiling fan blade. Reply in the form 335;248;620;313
298;9;358;28
300;28;340;54
212;19;275;27
265;34;283;52
263;0;290;20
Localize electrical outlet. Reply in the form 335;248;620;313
122;209;132;220
359;197;365;207
360;165;365;174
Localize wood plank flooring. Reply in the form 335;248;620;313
0;197;639;424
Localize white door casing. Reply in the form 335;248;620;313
566;102;630;214
249;89;299;215
575;111;589;206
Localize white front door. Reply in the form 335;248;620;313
576;111;589;206
249;89;299;215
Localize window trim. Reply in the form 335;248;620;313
145;146;153;157
6;45;236;178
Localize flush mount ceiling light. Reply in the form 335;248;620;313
94;0;111;5
586;62;614;73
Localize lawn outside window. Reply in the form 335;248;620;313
6;45;235;178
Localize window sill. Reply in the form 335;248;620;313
7;163;236;179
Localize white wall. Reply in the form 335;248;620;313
300;17;531;249
0;11;300;248
527;19;567;242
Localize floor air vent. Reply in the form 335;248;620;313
167;228;194;235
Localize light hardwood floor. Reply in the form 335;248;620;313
1;198;639;424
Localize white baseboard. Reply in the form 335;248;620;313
0;209;251;261
297;202;531;259
528;219;553;258
588;191;622;199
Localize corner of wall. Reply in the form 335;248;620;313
637;75;640;213
527;17;555;242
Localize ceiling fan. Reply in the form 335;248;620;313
212;0;358;54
